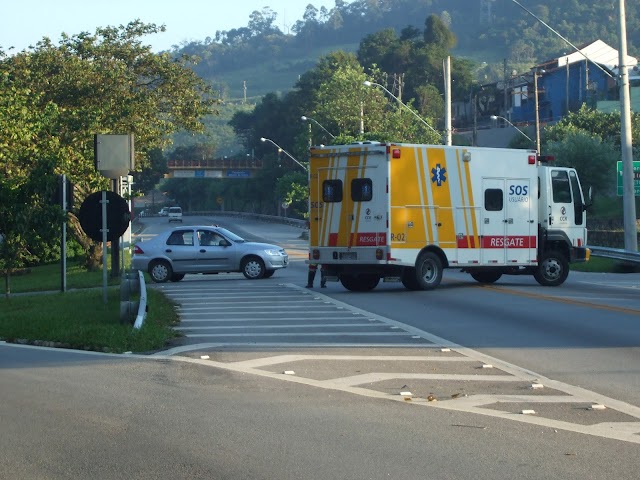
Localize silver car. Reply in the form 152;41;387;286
132;225;289;283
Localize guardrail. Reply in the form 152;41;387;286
120;269;148;329
133;271;147;330
588;246;640;264
185;210;308;229
137;210;308;229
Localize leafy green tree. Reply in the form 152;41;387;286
0;85;63;294
546;131;618;197
1;21;217;269
276;171;309;219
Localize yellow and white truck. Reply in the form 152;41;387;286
308;142;590;291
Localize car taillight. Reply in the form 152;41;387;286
134;245;144;255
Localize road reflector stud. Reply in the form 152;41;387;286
481;364;493;369
589;404;606;410
200;355;210;360
427;395;437;402
283;370;295;375
521;409;536;415
440;348;451;352
400;391;412;396
530;383;544;389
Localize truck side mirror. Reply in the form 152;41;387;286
584;186;593;210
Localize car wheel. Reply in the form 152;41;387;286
263;270;275;278
170;273;185;282
534;250;569;286
149;260;172;283
241;256;265;279
415;251;443;290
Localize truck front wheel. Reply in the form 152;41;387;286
534;250;569;286
415;251;443;290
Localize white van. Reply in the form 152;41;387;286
168;206;182;222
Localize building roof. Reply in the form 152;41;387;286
555;39;638;78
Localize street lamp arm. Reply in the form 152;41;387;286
260;137;308;172
490;115;534;144
363;81;442;139
301;116;336;139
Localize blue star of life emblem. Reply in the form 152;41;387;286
431;164;447;186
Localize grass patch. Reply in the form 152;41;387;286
1;260;124;294
0;287;180;353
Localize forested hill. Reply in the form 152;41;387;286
172;0;639;99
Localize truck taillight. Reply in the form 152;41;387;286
312;249;320;260
528;155;536;165
376;249;384;260
392;148;401;158
133;245;144;255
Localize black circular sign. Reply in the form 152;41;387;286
78;191;130;242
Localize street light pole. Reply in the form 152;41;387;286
534;70;542;154
490;115;534;145
618;0;637;252
363;80;442;140
260;137;308;172
301;116;336;140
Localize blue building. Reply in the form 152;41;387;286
509;40;639;125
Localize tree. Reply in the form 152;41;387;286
423;14;456;50
1;21;218;270
546;131;618;197
0;85;63;295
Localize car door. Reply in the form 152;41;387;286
194;229;234;272
164;229;196;273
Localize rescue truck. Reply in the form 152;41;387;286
308;142;590;291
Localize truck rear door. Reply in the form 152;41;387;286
310;146;387;261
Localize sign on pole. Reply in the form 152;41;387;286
616;161;640;196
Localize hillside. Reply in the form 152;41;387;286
173;0;639;100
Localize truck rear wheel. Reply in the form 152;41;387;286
415;251;443;290
401;267;422;290
340;274;380;292
534;250;569;286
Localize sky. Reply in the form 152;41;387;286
1;1;337;53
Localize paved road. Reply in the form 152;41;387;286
136;216;640;445
2;217;639;479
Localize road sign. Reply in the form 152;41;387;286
227;170;251;178
616;161;640;196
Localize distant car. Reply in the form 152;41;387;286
168;206;182;222
158;207;169;216
132;225;289;283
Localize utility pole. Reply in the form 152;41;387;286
534;70;541;154
618;0;637;252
